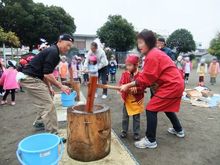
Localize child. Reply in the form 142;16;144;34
197;59;208;86
76;56;83;83
109;55;117;83
88;55;98;77
82;57;89;85
59;56;68;82
17;59;28;92
53;66;59;81
69;55;81;83
183;57;192;84
0;58;5;96
119;55;146;141
209;58;220;85
0;60;19;105
175;56;184;77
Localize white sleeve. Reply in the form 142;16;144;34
98;50;108;70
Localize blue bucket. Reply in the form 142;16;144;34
16;133;64;165
61;91;77;107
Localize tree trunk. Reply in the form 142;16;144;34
3;43;6;63
11;47;13;59
67;104;111;162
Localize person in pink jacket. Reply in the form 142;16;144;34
0;58;5;96
0;60;19;105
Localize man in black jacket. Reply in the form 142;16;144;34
157;37;176;61
22;34;74;134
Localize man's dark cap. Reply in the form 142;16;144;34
158;37;166;43
58;34;74;42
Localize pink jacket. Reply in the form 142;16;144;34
0;68;19;90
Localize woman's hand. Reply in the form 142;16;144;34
120;84;130;92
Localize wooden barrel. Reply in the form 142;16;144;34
67;104;111;162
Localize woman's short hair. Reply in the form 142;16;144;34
91;42;98;49
137;29;156;50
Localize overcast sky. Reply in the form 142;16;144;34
34;0;220;48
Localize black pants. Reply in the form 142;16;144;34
0;86;4;94
98;66;108;95
184;73;190;80
110;73;116;82
210;77;216;84
3;89;16;101
122;105;140;134
146;110;183;142
199;76;204;83
60;78;67;82
83;73;89;82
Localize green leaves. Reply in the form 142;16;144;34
167;29;196;53
0;0;76;48
97;15;136;52
208;32;220;57
0;26;20;47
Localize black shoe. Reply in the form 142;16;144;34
61;137;67;144
120;131;127;138
133;133;140;141
33;122;45;131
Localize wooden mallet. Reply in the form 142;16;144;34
85;76;120;113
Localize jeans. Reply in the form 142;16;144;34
98;66;108;95
122;105;140;134
146;110;183;142
3;89;16;101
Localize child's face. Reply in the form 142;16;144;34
89;61;95;65
126;63;136;73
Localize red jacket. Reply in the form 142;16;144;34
119;71;146;102
136;48;184;112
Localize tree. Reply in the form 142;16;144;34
166;29;196;53
0;0;76;50
208;32;220;57
97;15;136;52
0;26;20;61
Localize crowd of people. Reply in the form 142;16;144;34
0;32;220;148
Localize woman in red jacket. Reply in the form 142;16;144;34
120;29;185;149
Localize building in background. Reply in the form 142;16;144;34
73;34;97;54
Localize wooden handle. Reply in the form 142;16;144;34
96;84;147;93
97;84;120;90
85;76;98;113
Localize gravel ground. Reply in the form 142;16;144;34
0;69;220;165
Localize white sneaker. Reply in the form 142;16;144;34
134;137;157;149
168;128;185;138
101;95;107;99
1;100;7;105
95;93;98;98
11;102;16;106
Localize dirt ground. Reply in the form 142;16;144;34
0;69;220;165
